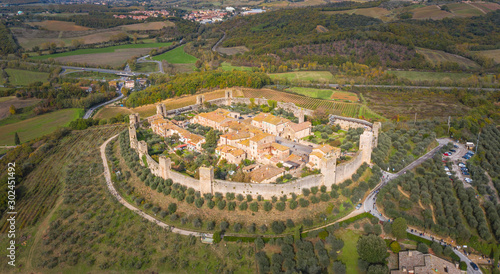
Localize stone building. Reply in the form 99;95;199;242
391;250;464;274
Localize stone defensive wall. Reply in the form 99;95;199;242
127;89;381;198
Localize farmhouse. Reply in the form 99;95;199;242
391;250;462;274
124;80;135;89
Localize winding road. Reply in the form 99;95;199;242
83;83;124;119
100;134;212;238
363;138;482;274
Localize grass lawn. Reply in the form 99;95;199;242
0;108;83;145
152;45;198;64
136;62;159;72
386;70;473;82
219;62;253;71
31;42;173;60
268;71;334;83
5;69;49;85
288;87;333;100
336;229;361;274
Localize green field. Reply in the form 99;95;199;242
136;62;159;72
5;69;49;85
386;70;473;82
288;87;333;100
337;230;361;274
152;45;198;64
268;71;334;83
416;48;479;69
219;62;253;71
0;108;82;145
31;42;173;60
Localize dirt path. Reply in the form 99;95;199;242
429;204;437;224
397;185;410;198
418;200;425;210
25;197;63;270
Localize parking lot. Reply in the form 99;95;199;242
443;142;474;187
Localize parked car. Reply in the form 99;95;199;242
453;145;459;148
463;172;470;176
450;149;456;152
444;152;451;156
458;163;466;167
446;172;452;176
470;262;479;271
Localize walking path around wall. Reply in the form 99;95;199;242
100;134;212;238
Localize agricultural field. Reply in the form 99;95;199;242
358;105;385;121
31;42;172;60
240;88;363;117
411;5;454;20
470;1;500;13
268;71;334;83
416;48;480;70
31;42;172;67
120;21;175;31
475;49;500;64
94;105;134;120
0;108;82;145
12;28;126;50
136;62;159;72
0;96;41;120
28;20;92;31
4;69;49;86
219;62;253;71
447;3;484;17
152;45;198;64
386;70;473;82
361;88;468;120
288;87;333;100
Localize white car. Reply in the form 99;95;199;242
444;167;450;171
446;172;452;176
465;178;473;183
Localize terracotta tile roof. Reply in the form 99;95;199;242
250;164;285;183
309;151;323;159
239;139;250;147
271;142;289;151
289;121;311;132
220;132;251;140
250;133;274;143
197;108;235;123
316;144;334;154
263;114;289;125
252;112;269;123
216;145;245;157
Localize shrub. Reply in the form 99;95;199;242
259;224;268;233
213;231;221;243
195;198;204;208
302;188;311;196
276;202;286;211
289;200;298;210
417;243;428;254
207;200;215;209
168;203;177;214
206;221;215;230
250;202;259;212
271;221;286;234
299;198;310;208
264;201;272;211
239;201;248;211
390;241;401;253
217;200;227;210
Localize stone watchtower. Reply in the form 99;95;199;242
156;103;167;117
225;89;233;106
359;130;374;164
129;113;140;128
372;122;381;148
196;95;205;106
298;108;305;124
159;156;171;179
199;166;214;195
320;155;337;187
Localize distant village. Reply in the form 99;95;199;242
182;7;265;24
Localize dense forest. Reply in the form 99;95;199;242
217;8;500;70
125;70;271;107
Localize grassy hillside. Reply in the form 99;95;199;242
4;69;49;85
269;71;334;83
386;70;473;82
0;108;82;145
152;45;198;64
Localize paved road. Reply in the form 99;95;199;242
276;136;312;156
363;138;482;274
60;66;147;77
137;55;164;73
83;83;124;119
327;83;500;92
212;32;226;52
100;134;212;237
